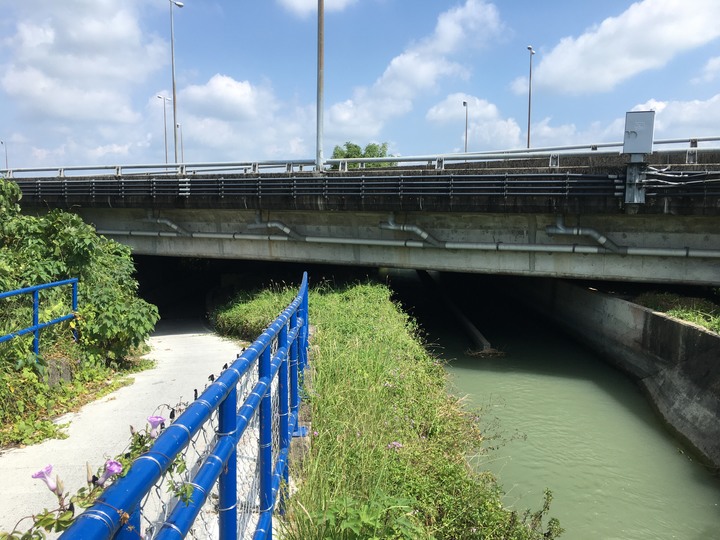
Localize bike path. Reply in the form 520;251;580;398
0;319;243;534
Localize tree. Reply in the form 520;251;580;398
331;141;393;169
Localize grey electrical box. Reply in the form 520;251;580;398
623;110;655;156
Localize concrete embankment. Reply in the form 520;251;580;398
507;278;720;471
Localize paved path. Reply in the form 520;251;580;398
0;319;244;534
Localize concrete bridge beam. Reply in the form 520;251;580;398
76;208;720;286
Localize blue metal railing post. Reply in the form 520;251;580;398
278;320;290;498
115;507;140;540
289;310;301;437
32;289;40;356
218;384;238;538
258;344;274;539
300;279;309;370
71;279;79;342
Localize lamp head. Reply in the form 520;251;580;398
527;45;535;54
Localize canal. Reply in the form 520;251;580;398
388;271;720;540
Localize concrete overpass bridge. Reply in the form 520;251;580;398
7;138;720;286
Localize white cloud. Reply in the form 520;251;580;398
633;94;720;138
327;0;503;142
427;93;522;150
182;75;277;121
692;56;720;84
277;0;359;17
512;0;720;95
2;66;140;123
166;77;315;161
1;0;164;123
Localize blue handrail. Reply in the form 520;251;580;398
59;272;310;539
0;278;79;357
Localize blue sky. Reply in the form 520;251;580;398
1;0;719;168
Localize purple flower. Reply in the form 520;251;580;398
32;464;58;495
148;415;166;438
96;459;123;487
387;441;403;451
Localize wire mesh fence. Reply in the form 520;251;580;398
59;273;309;540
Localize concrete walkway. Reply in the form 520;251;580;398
0;319;245;534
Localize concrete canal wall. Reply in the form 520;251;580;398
510;278;720;471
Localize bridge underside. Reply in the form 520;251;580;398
74;207;720;286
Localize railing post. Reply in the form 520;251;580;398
290;311;301;437
258;345;273;538
72;279;79;343
32;289;40;357
299;279;308;371
114;506;141;539
278;321;290;495
218;384;238;538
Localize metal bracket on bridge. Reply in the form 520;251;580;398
625;163;646;204
687;139;698;164
549;154;560;167
251;163;259;174
338;160;348;172
435;157;445;170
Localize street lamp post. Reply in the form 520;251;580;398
169;0;184;164
0;140;7;170
527;45;535;149
316;0;324;171
462;101;468;153
177;123;185;163
157;95;170;164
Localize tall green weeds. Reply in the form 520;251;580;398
214;279;562;539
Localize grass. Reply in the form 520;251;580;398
214;278;563;539
634;291;720;334
0;334;155;448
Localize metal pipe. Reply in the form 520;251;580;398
97;226;720;259
379;215;444;247
545;215;622;253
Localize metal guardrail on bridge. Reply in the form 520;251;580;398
3;136;719;179
60;273;310;540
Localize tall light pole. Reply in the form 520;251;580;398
462;101;468;153
316;0;324;171
526;45;535;149
0;140;7;170
177;123;185;163
157;95;170;164
169;0;184;164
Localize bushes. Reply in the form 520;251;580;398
0;178;159;445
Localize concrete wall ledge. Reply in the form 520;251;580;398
509;278;720;471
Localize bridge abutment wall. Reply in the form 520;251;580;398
508;278;720;470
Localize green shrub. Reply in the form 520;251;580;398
0;177;159;445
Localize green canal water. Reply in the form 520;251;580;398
390;273;720;540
